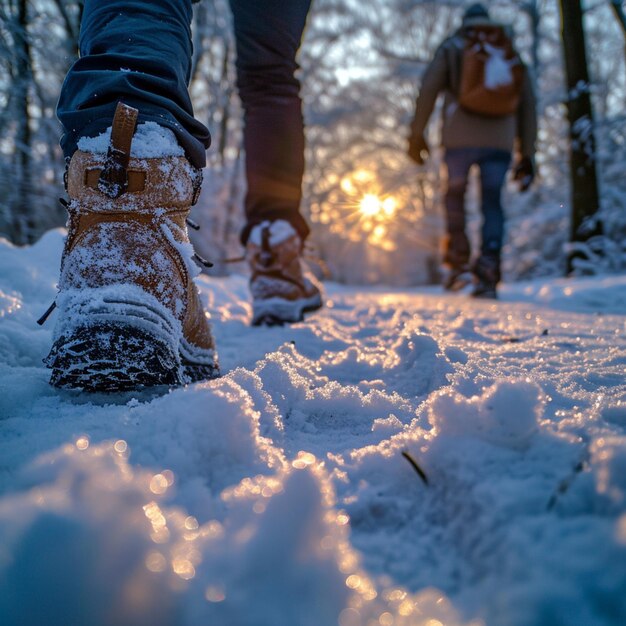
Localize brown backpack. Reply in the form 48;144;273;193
458;24;524;117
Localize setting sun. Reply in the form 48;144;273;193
358;194;397;219
359;194;382;216
323;171;405;252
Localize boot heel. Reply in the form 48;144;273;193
46;322;181;391
46;287;184;391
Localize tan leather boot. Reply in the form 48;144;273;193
246;220;323;326
46;103;219;391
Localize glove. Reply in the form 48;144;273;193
513;156;535;192
407;133;429;165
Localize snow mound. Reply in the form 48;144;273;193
0;439;469;626
429;379;541;449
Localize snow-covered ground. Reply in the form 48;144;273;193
1;229;625;626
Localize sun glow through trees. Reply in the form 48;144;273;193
358;194;397;218
332;171;399;250
308;164;431;262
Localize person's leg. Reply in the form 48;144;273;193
47;1;218;390
229;0;312;244
472;149;511;297
57;0;209;168
442;148;474;289
230;0;321;325
477;149;511;257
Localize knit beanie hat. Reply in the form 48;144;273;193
462;3;490;24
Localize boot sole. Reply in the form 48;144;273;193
46;291;219;391
47;322;181;391
47;324;219;392
471;288;498;299
444;271;473;292
252;293;323;326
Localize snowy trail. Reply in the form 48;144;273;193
1;230;626;626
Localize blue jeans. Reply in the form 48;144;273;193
443;148;511;265
57;0;311;244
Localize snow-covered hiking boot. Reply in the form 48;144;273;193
442;232;472;291
45;102;219;391
443;264;473;292
472;254;501;299
246;220;323;326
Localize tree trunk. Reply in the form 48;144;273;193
559;0;602;273
14;0;34;244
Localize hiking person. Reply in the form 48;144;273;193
407;3;537;298
44;0;322;391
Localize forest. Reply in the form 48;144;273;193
1;4;626;624
1;0;625;285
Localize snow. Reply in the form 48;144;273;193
482;43;515;90
77;122;184;158
1;229;626;626
248;220;298;247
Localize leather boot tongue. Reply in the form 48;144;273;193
98;102;139;199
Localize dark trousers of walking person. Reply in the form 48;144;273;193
57;0;312;245
443;147;511;268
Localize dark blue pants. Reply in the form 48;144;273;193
57;0;311;244
443;148;511;265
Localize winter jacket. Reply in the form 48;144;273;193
410;23;537;158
